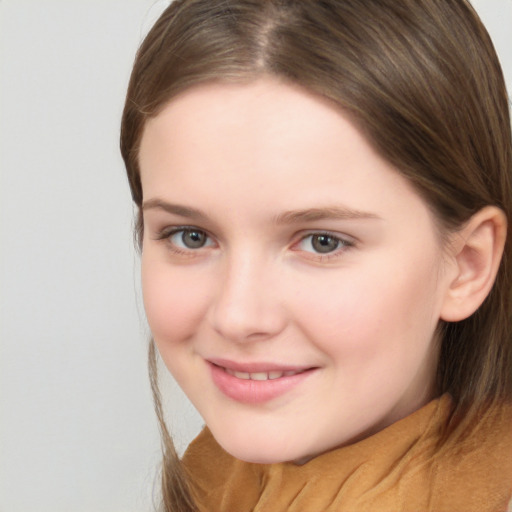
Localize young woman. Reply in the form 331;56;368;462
121;1;512;510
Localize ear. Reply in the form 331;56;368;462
440;206;507;322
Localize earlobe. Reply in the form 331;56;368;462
440;206;507;322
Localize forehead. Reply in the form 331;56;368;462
140;78;358;170
138;78;436;234
140;79;376;183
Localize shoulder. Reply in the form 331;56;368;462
421;400;512;511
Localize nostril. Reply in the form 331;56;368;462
210;305;287;343
246;331;274;340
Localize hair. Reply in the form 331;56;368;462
120;1;512;510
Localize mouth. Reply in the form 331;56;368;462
223;368;308;381
207;359;317;404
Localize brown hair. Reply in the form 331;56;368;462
120;1;512;510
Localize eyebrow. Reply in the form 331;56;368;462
274;206;381;224
142;198;208;221
142;198;381;224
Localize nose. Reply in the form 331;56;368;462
209;252;287;343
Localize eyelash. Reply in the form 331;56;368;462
154;226;355;260
291;232;355;263
154;226;216;256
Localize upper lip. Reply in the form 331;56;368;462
207;358;315;373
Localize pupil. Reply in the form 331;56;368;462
312;234;339;253
182;230;206;249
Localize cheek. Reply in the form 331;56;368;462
290;253;442;363
141;257;210;343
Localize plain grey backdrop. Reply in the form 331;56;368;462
1;1;511;511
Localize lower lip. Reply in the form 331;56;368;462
209;363;315;404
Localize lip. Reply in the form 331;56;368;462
208;358;312;374
207;359;317;404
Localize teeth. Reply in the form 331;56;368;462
233;371;251;380
225;368;302;380
250;372;270;381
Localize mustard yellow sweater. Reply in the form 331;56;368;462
182;395;512;511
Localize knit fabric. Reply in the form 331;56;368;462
182;395;512;512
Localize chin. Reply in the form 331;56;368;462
211;428;300;464
227;448;294;465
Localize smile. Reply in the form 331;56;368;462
224;368;306;380
208;360;316;404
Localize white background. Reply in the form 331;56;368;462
1;1;511;511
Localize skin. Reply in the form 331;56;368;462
138;78;460;464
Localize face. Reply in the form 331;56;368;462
139;78;456;464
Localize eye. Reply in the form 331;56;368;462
168;228;214;250
297;233;351;254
